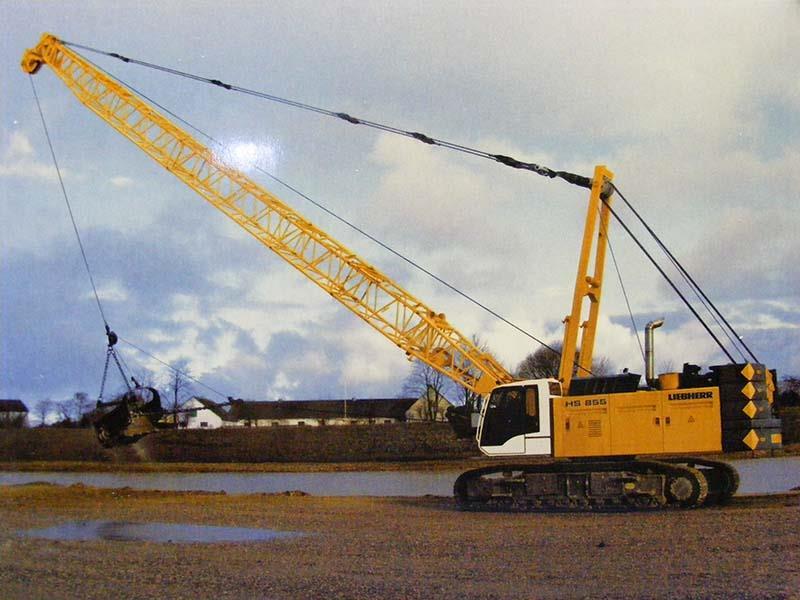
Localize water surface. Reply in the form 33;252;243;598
1;456;797;496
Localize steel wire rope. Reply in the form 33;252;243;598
29;74;235;404
62;39;756;368
30;76;137;399
609;183;755;363
29;76;109;329
73;49;578;373
62;39;593;189
595;204;646;368
118;337;231;401
601;197;737;363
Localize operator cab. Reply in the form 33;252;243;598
477;379;561;457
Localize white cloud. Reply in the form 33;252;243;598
91;280;129;303
4;131;34;159
0;131;64;181
168;294;210;327
268;371;300;399
684;207;800;301
337;325;409;388
109;176;134;188
367;134;505;251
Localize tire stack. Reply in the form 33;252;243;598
711;363;782;452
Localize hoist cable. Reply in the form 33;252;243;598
610;183;755;363
98;350;112;401
74;51;576;372
30;75;143;400
54;43;749;373
119;336;231;401
30;74;236;404
619;205;747;363
62;39;594;191
108;347;132;391
597;207;646;368
261;168;576;367
602;197;736;363
29;75;109;329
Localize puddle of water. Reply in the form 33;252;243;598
725;457;800;495
20;521;300;544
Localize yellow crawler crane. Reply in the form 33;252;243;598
23;34;781;510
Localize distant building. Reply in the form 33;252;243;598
177;397;229;429
404;386;454;422
176;390;456;429
226;397;420;427
0;399;29;428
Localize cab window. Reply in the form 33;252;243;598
479;385;540;447
525;387;538;418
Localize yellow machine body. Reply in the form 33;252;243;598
552;387;722;458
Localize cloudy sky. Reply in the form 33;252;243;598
1;1;798;410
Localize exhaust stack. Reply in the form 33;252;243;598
645;319;664;388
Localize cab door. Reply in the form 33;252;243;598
478;385;540;455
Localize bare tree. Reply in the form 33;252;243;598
402;361;452;422
777;376;800;408
592;355;613;377
455;334;491;414
657;359;676;375
516;342;613;380
130;366;157;389
33;399;55;426
55;398;73;424
516;344;562;380
55;392;93;426
164;360;194;425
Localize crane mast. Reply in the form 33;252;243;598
558;165;614;393
22;33;513;395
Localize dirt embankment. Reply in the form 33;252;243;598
1;426;797;473
0;423;478;464
0;483;797;599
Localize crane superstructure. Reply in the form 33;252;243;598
23;33;782;510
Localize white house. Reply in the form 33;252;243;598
178;397;228;429
404;386;454;422
223;389;455;428
225;397;419;427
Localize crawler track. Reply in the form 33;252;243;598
453;457;740;511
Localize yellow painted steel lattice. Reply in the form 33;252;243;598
22;33;513;394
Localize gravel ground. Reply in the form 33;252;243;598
0;484;797;599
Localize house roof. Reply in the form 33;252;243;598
228;398;417;422
183;397;229;419
0;399;28;413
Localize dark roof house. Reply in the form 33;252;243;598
0;399;28;413
189;397;230;420
228;398;417;423
0;399;28;427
